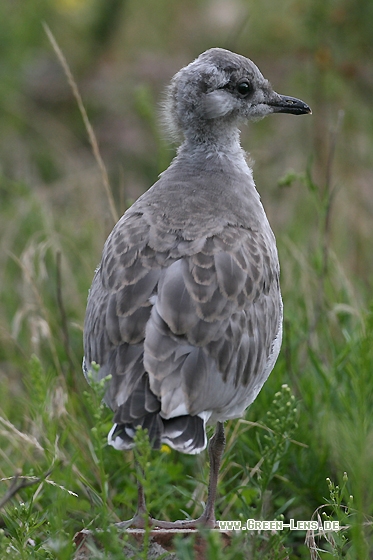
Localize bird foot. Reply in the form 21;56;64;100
116;512;217;530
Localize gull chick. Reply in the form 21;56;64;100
83;48;311;528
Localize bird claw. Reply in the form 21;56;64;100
116;513;217;531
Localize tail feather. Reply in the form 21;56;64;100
108;412;163;450
162;415;207;454
109;372;208;454
108;413;207;454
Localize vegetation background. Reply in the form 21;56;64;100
0;0;372;558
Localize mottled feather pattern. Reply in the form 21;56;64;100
82;47;311;529
83;102;285;451
84;186;281;452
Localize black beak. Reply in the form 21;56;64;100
269;94;312;116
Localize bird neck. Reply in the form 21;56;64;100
179;125;244;161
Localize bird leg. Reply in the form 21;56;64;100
116;462;149;529
197;421;226;527
141;422;226;530
131;478;148;528
117;423;226;530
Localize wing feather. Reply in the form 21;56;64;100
84;203;282;445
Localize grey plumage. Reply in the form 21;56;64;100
83;48;310;461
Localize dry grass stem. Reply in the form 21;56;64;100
43;23;119;225
0;468;52;510
56;250;76;379
0;415;44;453
9;250;62;376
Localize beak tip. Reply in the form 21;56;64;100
270;94;312;116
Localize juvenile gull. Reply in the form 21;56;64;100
83;48;311;528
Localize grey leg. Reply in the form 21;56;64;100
146;422;226;529
116;461;149;529
199;421;226;526
117;423;226;530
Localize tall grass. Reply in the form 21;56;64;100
1;118;373;559
1;2;373;556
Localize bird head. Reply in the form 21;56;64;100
164;48;311;145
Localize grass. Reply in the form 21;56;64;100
1;4;373;557
1;131;373;558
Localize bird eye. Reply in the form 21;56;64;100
236;80;252;97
